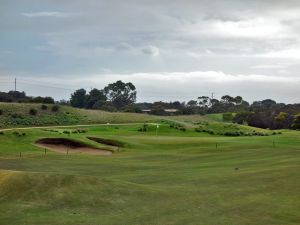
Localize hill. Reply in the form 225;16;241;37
0;103;157;128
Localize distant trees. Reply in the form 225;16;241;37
30;96;55;104
233;110;299;130
2;82;298;131
70;80;136;111
291;115;300;129
0;91;54;104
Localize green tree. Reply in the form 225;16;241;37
221;95;234;104
104;80;136;110
234;96;243;105
198;96;210;107
70;89;87;108
86;88;107;109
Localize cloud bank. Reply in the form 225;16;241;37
0;0;300;102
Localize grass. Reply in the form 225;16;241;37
0;103;157;128
0;117;299;225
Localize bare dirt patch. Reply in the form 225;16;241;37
36;138;112;155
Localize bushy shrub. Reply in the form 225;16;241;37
179;127;186;132
63;130;70;135
138;123;148;132
170;123;186;131
195;127;214;135
41;104;48;110
223;112;234;122
195;127;203;132
10;113;23;119
224;131;241;136
0;131;4;135
76;128;87;133
208;130;214;135
12;131;26;136
52;105;59;112
0;109;3;115
45;129;59;133
29;108;38;116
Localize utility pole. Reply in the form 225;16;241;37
14;78;16;91
211;92;214;99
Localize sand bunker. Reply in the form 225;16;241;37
87;136;124;147
36;138;112;155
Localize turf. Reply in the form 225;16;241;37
0;120;299;224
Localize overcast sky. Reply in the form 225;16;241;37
0;0;300;103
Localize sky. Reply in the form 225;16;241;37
0;0;300;103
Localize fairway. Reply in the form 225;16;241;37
0;122;299;225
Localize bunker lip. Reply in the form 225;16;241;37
87;136;124;147
35;138;112;155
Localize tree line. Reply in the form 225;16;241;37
0;90;54;104
0;80;299;130
68;80;299;130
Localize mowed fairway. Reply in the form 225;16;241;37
0;123;299;225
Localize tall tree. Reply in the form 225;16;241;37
86;88;107;109
198;96;210;107
104;80;136;109
221;95;234;104
70;89;87;108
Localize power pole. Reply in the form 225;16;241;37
14;78;16;91
211;92;214;99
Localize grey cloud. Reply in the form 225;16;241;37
1;0;300;102
22;11;70;18
141;46;160;56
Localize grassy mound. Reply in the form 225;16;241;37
0;103;157;128
36;138;91;148
87;136;125;147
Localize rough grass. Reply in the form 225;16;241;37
0;103;157;128
0;123;299;225
163;114;270;136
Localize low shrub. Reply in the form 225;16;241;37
0;131;4;135
12;131;26;136
195;127;214;135
179;127;186;132
29;108;38;116
223;112;234;122
52;105;60;112
46;129;59;133
170;123;186;131
208;130;214;135
76;128;87;133
63;130;70;135
195;127;203;132
41;104;48;110
10;113;23;119
0;109;3;115
138;123;148;132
